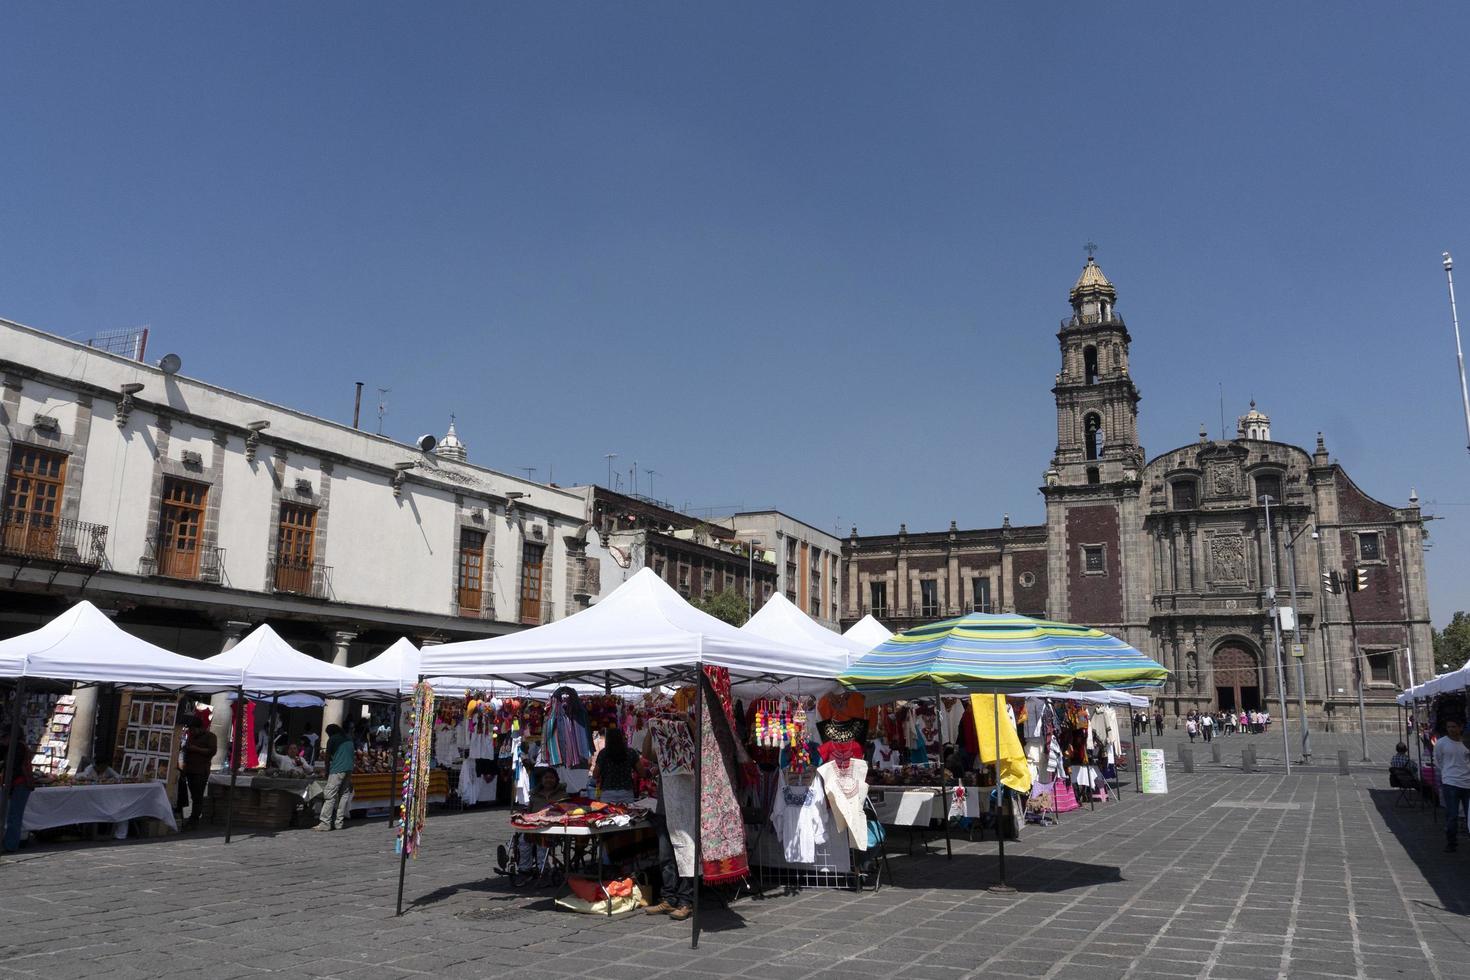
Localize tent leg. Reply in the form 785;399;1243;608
224;687;244;844
389;697;403;828
933;683;951;860
989;695;1014;894
0;679;27;853
691;672;704;950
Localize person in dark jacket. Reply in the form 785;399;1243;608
2;738;35;852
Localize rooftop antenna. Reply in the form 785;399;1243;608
630;459;638;497
1218;382;1226;440
645;468;658;499
604;453;618;490
520;467;537;481
376;387;391;436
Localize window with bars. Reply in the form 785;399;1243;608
1358;532;1381;562
3;445;67;556
920;579;939;618
1083;545;1106;575
702;567;714;598
1171;480;1197;511
973;576;992;613
157;478;208;579
869;581;887;618
274;503;318;592
519;542;545;624
457;529;486;616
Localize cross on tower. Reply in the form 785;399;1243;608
1085;240;1099;259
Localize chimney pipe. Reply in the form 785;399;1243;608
353;382;364;429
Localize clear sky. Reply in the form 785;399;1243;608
3;4;1468;628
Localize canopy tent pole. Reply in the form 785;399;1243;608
989;694;1013;893
932;682;951;860
264;695;280;766
691;668;705;950
1148;699;1156;747
0;678;28;851
1131;708;1141;794
389;695;404;828
224;686;245;844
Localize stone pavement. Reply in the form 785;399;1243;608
0;765;1461;980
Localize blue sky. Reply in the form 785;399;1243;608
3;4;1468;626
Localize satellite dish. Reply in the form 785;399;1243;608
158;353;182;375
416;434;437;452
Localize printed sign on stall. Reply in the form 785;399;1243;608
1139;748;1168;794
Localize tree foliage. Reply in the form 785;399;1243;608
692;587;749;627
1434;611;1470;672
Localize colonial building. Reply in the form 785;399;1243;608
845;258;1432;729
0;316;593;762
715;511;845;630
581;486;778;613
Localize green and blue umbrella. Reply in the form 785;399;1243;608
837;611;1168;699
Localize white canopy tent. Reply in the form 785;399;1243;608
736;593;867;696
843;614;893;651
204;624;400;700
355;637;646;700
0;600;243;690
419;567;839;688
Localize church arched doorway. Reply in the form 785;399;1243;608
1213;643;1261;712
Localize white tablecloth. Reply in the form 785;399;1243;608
23;783;178;838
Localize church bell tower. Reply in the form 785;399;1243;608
1047;255;1142;487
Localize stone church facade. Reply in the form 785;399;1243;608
843;259;1432;729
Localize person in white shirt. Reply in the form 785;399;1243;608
271;742;312;774
1434;718;1470;852
77;757;119;780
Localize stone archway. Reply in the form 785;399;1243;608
1212;643;1262;712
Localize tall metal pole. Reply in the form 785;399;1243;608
1283;519;1312;763
1260;496;1292;774
690;670;705;948
989;694;1013;892
1443;253;1470;453
224;686;245;844
1343;571;1370;761
932;683;952;859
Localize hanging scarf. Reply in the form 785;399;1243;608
697;674;749;885
396;682;435;858
230;700;258;770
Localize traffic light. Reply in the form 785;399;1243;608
1322;570;1340;594
1352;567;1370;592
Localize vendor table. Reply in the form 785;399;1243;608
516;819;653;917
23;782;177;839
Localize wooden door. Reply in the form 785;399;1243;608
519;543;544;624
275;503;317;592
158;478;208;578
2;446;66;557
458;529;486;616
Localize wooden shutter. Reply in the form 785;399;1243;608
157;478;208;578
3;446;67;557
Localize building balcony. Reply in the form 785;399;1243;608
1060;311;1127;330
0;513;108;568
269;556;332;599
139;540;226;584
453;585;490;619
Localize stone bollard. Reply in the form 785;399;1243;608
1242;746;1256;773
1337;750;1350;775
1211;743;1223;764
1180;748;1195;773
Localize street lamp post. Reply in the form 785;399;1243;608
1260;495;1293;775
1282;518;1313;764
1442;252;1470;454
737;535;763;617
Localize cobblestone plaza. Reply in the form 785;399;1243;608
1;743;1459;980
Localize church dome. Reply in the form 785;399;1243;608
1236;400;1271;441
1070;256;1117;302
435;417;468;462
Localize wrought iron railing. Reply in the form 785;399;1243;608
0;512;108;568
1060;311;1127;330
454;585;487;618
269;556;332;598
139;540;226;584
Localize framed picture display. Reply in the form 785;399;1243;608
114;695;180;785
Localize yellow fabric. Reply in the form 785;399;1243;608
969;694;1032;794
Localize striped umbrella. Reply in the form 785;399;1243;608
837;611;1168;699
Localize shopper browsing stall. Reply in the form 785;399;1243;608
314;724;355;832
178;716;216;830
592;728;644;804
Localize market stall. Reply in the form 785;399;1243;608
843;614;894;650
414;567;839;946
0;601;243;848
22;780;177;839
838;610;1167;887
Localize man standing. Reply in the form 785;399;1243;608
315;723;355;832
1434;718;1470;852
180;716;217;830
1153;710;1164;737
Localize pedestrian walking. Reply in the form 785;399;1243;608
1186;718;1198;743
314;723;355;831
1435;718;1470;852
1201;713;1214;742
1154;710;1164;736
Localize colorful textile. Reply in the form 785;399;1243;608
969;694;1032;793
540;688;594;768
650;719;696;775
698;676;749;885
396;681;435;858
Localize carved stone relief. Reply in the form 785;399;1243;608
1209;534;1248;583
1209;461;1238;497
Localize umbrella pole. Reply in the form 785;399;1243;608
0;678;27;852
690;670;704;949
933;683;951;860
224;686;245;844
989;694;1013;893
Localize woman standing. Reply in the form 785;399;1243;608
592;728;645;805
